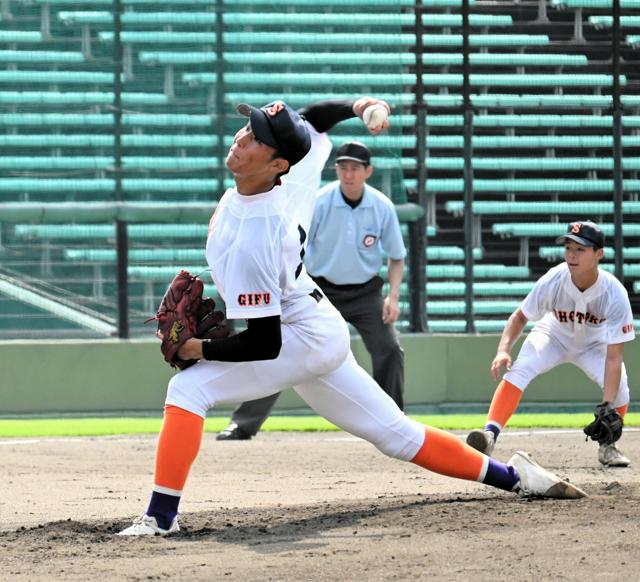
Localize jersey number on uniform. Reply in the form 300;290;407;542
294;224;307;279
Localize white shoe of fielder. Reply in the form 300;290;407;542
598;443;631;467
466;429;496;455
508;451;587;499
117;514;180;536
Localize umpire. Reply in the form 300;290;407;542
217;140;406;440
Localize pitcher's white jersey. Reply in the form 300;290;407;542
521;263;635;348
205;123;333;323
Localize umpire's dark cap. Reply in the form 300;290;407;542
335;141;371;166
555;220;605;248
236;101;311;167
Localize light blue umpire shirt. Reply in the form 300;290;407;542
305;180;407;285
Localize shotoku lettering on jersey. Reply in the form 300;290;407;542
554;309;605;325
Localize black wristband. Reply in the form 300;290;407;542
201;315;282;362
299;99;356;133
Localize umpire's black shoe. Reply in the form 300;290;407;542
216;423;253;441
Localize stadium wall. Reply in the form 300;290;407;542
1;336;638;415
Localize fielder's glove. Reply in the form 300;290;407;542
583;401;623;445
146;270;229;370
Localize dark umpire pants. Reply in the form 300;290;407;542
226;275;405;435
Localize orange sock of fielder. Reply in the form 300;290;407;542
616;404;628;419
483;379;524;441
411;426;519;491
146;405;204;529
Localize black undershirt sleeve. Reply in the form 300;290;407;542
299;99;357;133
201;315;282;362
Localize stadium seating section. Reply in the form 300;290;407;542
0;0;638;337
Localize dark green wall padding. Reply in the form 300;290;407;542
1;335;637;414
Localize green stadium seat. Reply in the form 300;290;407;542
0;157;112;170
35;0;111;4
634;282;640;294
64;248;207;262
422;157;640;171
434;179;640;194
0;91;169;105
99;31;221;44
600;264;640;277
589;16;640;28
0;31;42;43
188;72;406;87
0;156;218;170
446;200;640;215
0;178;219;193
552;0;640;8
139;51;587;67
128;266;207;279
427;300;520;315
421;53;588;66
0;134;218;147
58;11;510;26
183;72;625;89
473;115;640;128
14;224;211;240
425;94;640;108
140;51;218;65
221;0;473;5
0;71;121;84
0;113;213;127
425;265;530;279
493;223;640;238
424;135;640;149
426;281;535;297
0;50;85;63
629;35;640;48
100;31;549;47
426;246;483;260
59;10;217;25
540;246;640;261
400;225;437;238
38;0;472;5
421;74;625;87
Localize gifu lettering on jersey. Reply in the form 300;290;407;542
238;292;271;306
622;323;634;334
553;309;605;325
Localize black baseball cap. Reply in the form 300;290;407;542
236;101;311;167
335;141;371;166
555;220;605;248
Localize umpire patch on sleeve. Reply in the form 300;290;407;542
363;234;377;247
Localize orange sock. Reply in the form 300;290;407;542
411;426;486;481
154;405;205;494
616;404;628;419
487;379;523;429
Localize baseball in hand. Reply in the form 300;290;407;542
362;104;388;131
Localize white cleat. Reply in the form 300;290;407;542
508;451;587;499
466;429;496;456
598;443;631;467
117;514;180;536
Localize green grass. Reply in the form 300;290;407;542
0;413;638;438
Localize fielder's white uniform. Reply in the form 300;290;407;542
165;123;425;460
505;263;636;407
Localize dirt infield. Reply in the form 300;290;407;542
2;429;639;581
